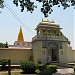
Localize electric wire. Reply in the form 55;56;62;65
4;1;35;34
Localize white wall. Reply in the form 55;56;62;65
0;49;32;64
32;41;47;64
59;42;74;63
59;42;67;63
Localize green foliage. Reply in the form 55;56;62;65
5;42;8;48
20;62;57;74
37;64;57;74
73;66;75;72
13;0;37;13
38;64;46;71
46;65;57;73
0;58;8;71
0;0;4;8
13;0;75;17
0;59;8;65
0;0;75;17
37;69;52;75
35;69;40;73
0;42;8;48
20;61;36;74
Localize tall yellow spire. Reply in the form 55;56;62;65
17;26;24;42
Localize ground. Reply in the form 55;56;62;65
0;68;74;75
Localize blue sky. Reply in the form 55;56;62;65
0;0;75;49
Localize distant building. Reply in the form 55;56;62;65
0;19;75;64
9;26;32;50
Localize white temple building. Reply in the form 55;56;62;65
0;19;75;64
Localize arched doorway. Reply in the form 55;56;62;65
52;48;57;61
48;44;59;62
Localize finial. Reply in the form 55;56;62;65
42;18;49;22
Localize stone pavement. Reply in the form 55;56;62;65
0;68;75;75
53;68;75;75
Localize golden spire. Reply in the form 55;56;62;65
17;26;24;42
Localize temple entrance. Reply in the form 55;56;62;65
48;47;59;62
52;49;57;61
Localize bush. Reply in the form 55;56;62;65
0;59;8;71
20;61;36;74
73;66;75;73
37;69;52;75
46;65;57;73
38;64;46;71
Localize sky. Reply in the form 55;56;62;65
0;0;75;49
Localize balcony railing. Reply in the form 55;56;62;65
32;34;66;41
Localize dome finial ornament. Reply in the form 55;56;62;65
41;18;49;22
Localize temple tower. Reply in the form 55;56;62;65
32;19;66;64
17;26;24;42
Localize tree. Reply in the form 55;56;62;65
0;0;4;8
0;43;4;48
0;0;75;17
0;42;8;48
4;42;8;48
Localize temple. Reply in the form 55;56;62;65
9;26;32;49
32;19;74;64
0;19;75;64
